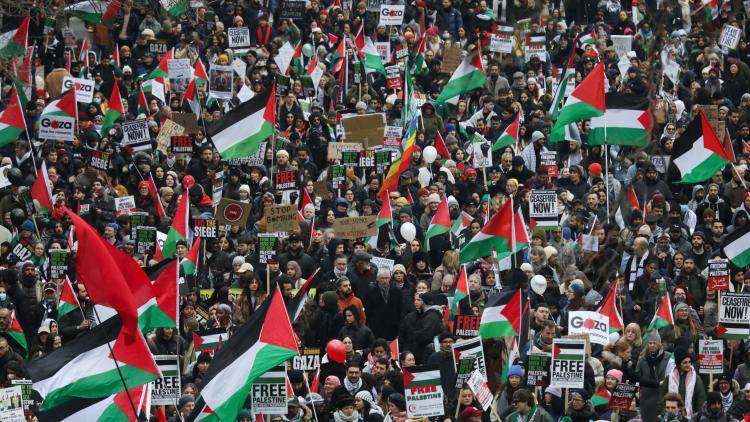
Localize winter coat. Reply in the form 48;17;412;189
636;349;671;422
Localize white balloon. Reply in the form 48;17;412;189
400;222;417;242
530;275;547;295
417;167;432;187
423;145;438;163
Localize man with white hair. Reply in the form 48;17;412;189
364;268;402;340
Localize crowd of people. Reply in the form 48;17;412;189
0;0;749;418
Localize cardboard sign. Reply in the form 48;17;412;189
228;27;251;47
453;315;481;338
379;4;405;25
215;197;251;227
453;337;486;389
62;77;94;103
529;190;558;228
490;34;513;53
526;352;551;387
441;47;462;74
404;366;444;418
274;170;298;190
167;58;192;79
698;339;724;374
156;119;185;153
342;114;386;147
327;142;363;160
720;25;742;50
171;112;200;134
0;386;24;422
209;65;234;100
708;259;730;292
467;370;493;411
193;218;218;238
170;135;194;153
332;216;377;239
609;383;638;410
292;348;322;371
550;338;586;388
568;311;609;345
122;119;150;148
136;226;157;255
38;115;75;141
719;292;750;339
265;204;298;233
151;355;181;405
251;365;288;414
48;249;69;279
258;233;279;264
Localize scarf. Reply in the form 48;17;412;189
720;391;733;411
256;27;271;45
344;377;362;394
628;250;649;290
333;410;361;422
669;366;696;417
514;405;539;422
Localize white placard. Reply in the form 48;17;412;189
151;355;181;405
720;25;742;50
568;311;608;345
121;119;150;145
375;42;391;61
167;58;192;79
62;77;94;103
228;27;251;47
611;35;632;58
379;4;405;25
115;195;136;213
39;115;75;141
550;338;586;389
490;35;513;53
209;65;235;100
231;58;247;78
371;256;395;271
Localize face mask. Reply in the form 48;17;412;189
0;293;6;301
93;98;102;104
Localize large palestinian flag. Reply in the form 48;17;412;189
190;286;298;421
550;61;605;142
28;316;159;413
64;0;120;25
436;46;486;104
0;16;29;58
208;85;276;159
459;198;528;264
478;289;523;339
723;224;750;268
0;87;26;147
589;92;651;146
492;112;520;151
37;383;151;421
670;111;729;184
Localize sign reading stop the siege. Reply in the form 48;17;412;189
215;198;251;227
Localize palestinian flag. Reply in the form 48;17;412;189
549;51;575;119
42;88;78;120
288;40;304;76
137;85;149;115
703;0;719;20
57;277;81;319
402;366;441;388
147;48;172;80
452;211;474;237
28;316;159;412
425;196;451;251
578;29;597;49
499;337;519;383
101;83;124;136
288;269;319;322
591;388;611;407
147;259;179;326
551;61;605;142
493;112;520;151
380;113;419;195
450;265;469;317
646;294;674;333
435;131;450;159
183;78;201;116
31;161;54;214
597;284;624;332
723;224;750;268
1;310;26;353
190;287;298;422
162;0;188;16
194;58;209;86
589;92;651;146
181;237;201;275
37;383;151;422
376;192;393;227
65;0;120;26
192;329;229;357
355;24;386;76
553;339;586;361
0;88;26;147
111;43;121;70
614;185;642;230
162;192;189;259
0;16;29;58
436;46;486;104
208;85;276;159
479;289;523;339
671;111;729;184
306;54;324;92
330;38;346;74
146;176;166;219
460;198;528;264
411;33;427;75
402;61;419;123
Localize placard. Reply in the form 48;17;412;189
541;150;558;177
151;355;181;405
258;233;279;264
371;256;395;272
136;226;157;255
379;4;405;25
608;383;638;410
385;65;402;90
292;348;321;371
719;292;750;339
10;380;34;419
39;115;75;141
376;150;394;173
170;135;194;154
265;204;298;233
0;386;24;422
48;249;69;279
148;40;169;54
720;25;742;50
209;65;234;100
490;35;513;53
62;77;94;103
114;195;136;214
251;365;287;414
698;339;724;374
441;47;462;74
330;164;346;189
156;119;185;153
167;58;192;79
550;338;586;388
171;112;200;134
580;234;599;252
215;197;252;227
610;35;632;58
467;369;493;411
228;27;251;47
469;136;492;168
651;155;670;174
708;258;730;291
526;352;551;387
227;141;266;166
342;114;386;147
404;366;444;418
453;315;481;338
375;42;391;61
130;212;149;239
341;150;359;167
274;170;298;190
359;150;375;168
383;126;402;147
122;119;150;148
279;0;306;19
332;216;377;239
524;35;547;62
568;311;609;345
529;190;558;228
327;142;363;160
452;337;486;388
193;218;218;238
89;150;110;171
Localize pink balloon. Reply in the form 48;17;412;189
326;339;346;363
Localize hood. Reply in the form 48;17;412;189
691;184;704;201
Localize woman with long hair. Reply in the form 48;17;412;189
431;250;459;291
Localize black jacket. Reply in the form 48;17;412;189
363;284;403;340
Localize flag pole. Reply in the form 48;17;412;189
604;114;610;223
302;371;320;422
511;196;517;269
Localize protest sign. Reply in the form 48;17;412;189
89;150;111;171
148;40;169;54
114;195;136;215
609;383;638;410
568;311;609;345
136;226;157;255
193;218;218;239
228;27;251;47
467;370;493;411
529;190;558;228
453;337;486;388
227;141;267;166
441;47;462;74
212;170;223;210
121;119;151;151
130;212;149;239
156;119;185;153
453;315;481;338
48;249;69;279
404;366;444;418
383;126;402;147
379;4;405;25
385;65;402;90
151;355;181;405
251;365;287;414
293;348;322;371
215;198;251;227
171;135;194;153
550;338;586;388
708;259;730;291
580;234;599;252
342;114;386;147
209;65;234;99
10;380;34;418
611;35;632;58
718;292;750;339
333;216;377;239
698;339;724;374
279;0;306;19
258;233;279;264
376;150;394;173
39;115;75;141
62;77;94;103
171;112;200;134
651;155;670;174
358;150;375;168
469;136;492;167
0;386;24;422
720;25;742;50
265;204;298;232
330;164;346;189
371;256;395;272
490;34;513;53
167;58;192;79
273;170;298;191
524;35;546;62
341;150;359;168
526;352;551;387
327;142;363;160
375;42;390;61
